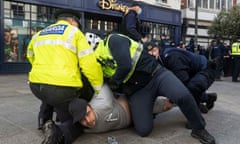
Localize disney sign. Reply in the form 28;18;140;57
98;0;129;14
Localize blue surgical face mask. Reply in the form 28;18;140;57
137;8;142;15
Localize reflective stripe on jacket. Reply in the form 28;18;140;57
94;34;143;83
27;20;103;91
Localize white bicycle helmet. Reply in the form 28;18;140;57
85;32;102;50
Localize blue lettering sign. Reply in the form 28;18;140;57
40;24;67;35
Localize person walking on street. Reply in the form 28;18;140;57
27;9;103;144
94;33;216;144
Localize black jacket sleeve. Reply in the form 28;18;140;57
124;11;142;41
165;54;191;85
108;34;132;85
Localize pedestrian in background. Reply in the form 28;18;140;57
159;33;170;49
178;41;186;50
223;41;232;77
210;39;225;81
186;38;195;53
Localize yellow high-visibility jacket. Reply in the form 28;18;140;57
27;20;103;92
94;34;143;83
231;42;240;56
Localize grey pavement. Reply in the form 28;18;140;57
0;74;239;144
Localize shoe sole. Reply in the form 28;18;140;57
191;133;215;144
207;93;217;101
211;96;217;102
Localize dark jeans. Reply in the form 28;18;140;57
223;57;233;77
232;57;240;81
37;73;94;124
30;83;84;144
38;102;53;123
213;56;224;79
128;67;205;137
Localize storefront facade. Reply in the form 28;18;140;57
0;0;181;73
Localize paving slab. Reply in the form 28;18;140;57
0;74;239;144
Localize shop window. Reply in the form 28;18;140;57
37;6;47;21
216;0;221;9
4;27;18;62
210;0;214;9
155;0;167;3
200;0;208;9
3;1;57;63
106;22;118;32
228;0;232;8
141;21;174;44
37;6;56;22
188;0;194;8
92;20;99;29
4;9;11;18
85;16;119;36
11;4;24;18
221;0;226;9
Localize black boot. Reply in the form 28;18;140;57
38;103;54;130
191;129;216;144
185;122;192;129
41;120;64;144
199;103;208;114
206;93;217;110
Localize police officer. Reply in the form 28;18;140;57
147;42;217;113
158;33;170;49
37;73;94;130
120;2;148;43
27;9;103;144
231;39;240;82
94;33;216;144
210;38;225;80
186;38;195;53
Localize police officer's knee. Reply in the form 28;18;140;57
135;126;152;137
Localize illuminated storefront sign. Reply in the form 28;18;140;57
98;0;129;13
